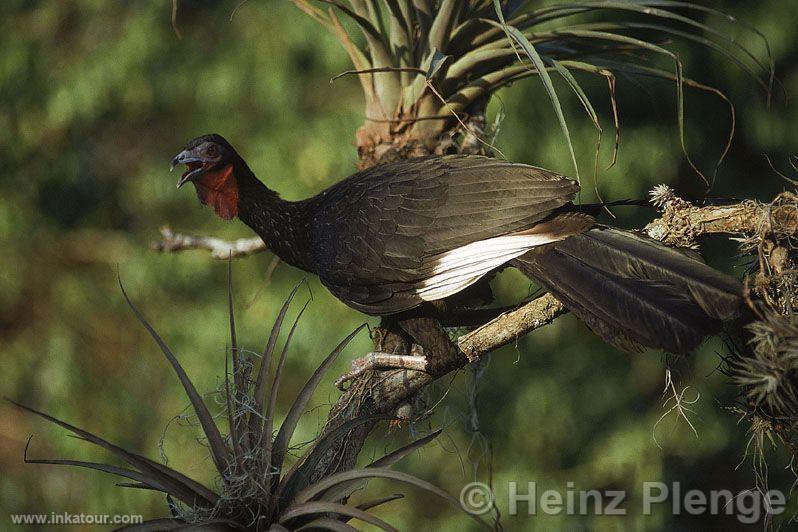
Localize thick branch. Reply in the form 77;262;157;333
644;186;798;247
152;226;267;259
645;202;759;244
457;293;566;360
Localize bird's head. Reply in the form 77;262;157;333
171;133;244;220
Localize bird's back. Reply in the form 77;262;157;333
302;155;582;314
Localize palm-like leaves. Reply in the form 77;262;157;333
12;269;486;531
298;0;772;183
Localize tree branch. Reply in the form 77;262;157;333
151;226;267;259
457;293;566;361
645;185;759;246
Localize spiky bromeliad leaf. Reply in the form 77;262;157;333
732;312;798;419
548;1;774;86
280;501;398;531
261;296;312;476
271;323;368;476
118;279;232;480
227;258;246;475
318;429;444;504
9;400;218;508
296;518;357;531
355;493;405;511
293;495;401;529
23;451;172;497
489;4;582;184
549;27;714;181
252;281;304;423
276;413;392;508
249;279;305;473
287;468;493;529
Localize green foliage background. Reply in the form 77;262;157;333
1;0;797;530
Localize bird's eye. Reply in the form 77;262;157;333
206;145;219;157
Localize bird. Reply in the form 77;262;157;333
171;133;742;369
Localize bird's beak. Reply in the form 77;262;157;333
171;149;205;189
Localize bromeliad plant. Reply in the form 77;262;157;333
295;0;772;179
13;267;485;531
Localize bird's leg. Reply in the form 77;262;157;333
397;316;468;376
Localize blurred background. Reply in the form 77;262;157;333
1;0;797;530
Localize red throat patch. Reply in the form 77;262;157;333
192;163;239;220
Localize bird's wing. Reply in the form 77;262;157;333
308;155;581;313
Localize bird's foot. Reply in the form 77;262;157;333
335;351;428;390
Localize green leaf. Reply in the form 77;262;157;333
489;5;581;183
355;494;404;512
24;456;171;496
296;519;358;532
544;27;711;185
426;48;451;80
226;259;245;471
277;414;390;506
428;0;463;53
261;297;311;474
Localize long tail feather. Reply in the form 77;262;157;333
512;227;742;354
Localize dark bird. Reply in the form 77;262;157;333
172;133;742;360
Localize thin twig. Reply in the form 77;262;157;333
152;227;267;259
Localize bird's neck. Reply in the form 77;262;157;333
234;164;312;271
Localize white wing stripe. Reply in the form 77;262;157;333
415;233;560;301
